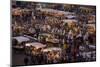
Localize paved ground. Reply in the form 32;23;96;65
12;50;33;66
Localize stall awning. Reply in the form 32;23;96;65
25;42;46;49
13;36;30;44
43;47;62;52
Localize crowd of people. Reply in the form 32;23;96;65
12;1;96;66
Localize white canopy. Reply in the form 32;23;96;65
25;42;46;49
43;47;62;52
65;15;76;19
13;36;30;44
62;19;77;23
37;8;74;15
23;35;38;41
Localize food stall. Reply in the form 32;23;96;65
12;8;22;16
36;8;74;18
46;38;59;44
43;47;62;63
38;33;51;42
62;19;77;28
25;42;46;55
12;8;32;16
86;24;96;34
88;15;96;24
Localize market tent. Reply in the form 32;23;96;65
43;47;62;52
65;15;76;19
12;8;32;16
12;8;21;16
13;36;30;44
25;42;46;49
87;24;95;29
36;8;74;17
23;35;38;41
62;19;77;23
86;24;96;34
88;15;95;24
79;7;94;13
88;20;95;24
62;19;77;27
46;38;59;44
39;33;51;37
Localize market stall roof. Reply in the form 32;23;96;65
80;7;94;11
12;8;22;16
36;8;75;16
43;47;62;52
39;33;51;37
88;15;96;23
13;36;30;44
62;19;77;22
88;20;95;24
23;35;38;41
87;24;95;29
65;15;76;19
25;42;46;49
12;8;32;16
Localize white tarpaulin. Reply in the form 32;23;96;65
62;19;77;23
13;36;30;44
65;15;76;19
43;47;62;52
25;42;46;49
